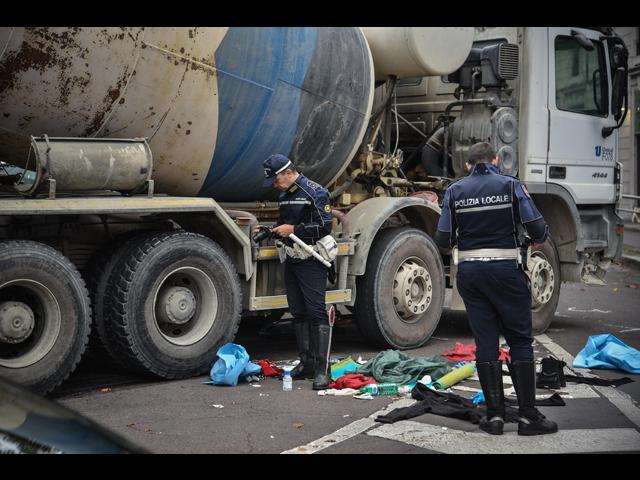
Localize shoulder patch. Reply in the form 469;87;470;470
324;204;331;213
306;180;321;190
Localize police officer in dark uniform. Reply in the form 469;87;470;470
435;142;558;436
258;154;334;390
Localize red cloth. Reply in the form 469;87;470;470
257;359;284;377
329;374;378;390
441;342;511;362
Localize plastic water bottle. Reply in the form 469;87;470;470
359;383;400;396
283;367;293;392
398;385;413;396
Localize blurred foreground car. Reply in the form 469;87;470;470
0;377;147;454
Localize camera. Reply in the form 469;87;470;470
252;226;273;243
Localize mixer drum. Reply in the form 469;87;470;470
0;27;375;201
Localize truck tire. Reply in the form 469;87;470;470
102;231;242;378
529;238;561;334
0;241;91;394
354;227;445;349
83;232;156;367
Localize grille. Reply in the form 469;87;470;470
498;43;519;80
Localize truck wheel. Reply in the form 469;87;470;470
102;231;242;378
0;241;91;394
354;227;445;349
529;238;561;334
83;232;155;367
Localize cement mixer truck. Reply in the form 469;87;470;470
0;27;628;394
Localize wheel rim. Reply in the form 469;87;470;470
152;267;218;346
0;280;61;368
528;252;556;311
392;256;433;323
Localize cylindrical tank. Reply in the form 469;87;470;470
17;137;153;195
361;27;474;80
0;27;474;202
0;27;375;201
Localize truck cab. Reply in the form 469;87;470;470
397;26;627;295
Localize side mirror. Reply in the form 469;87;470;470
610;43;628;69
571;30;594;51
611;66;627;122
601;35;629;138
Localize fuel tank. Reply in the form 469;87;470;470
0;27;375;201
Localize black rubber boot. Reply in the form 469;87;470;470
311;324;333;390
508;361;559;436
536;357;567;389
290;321;314;380
476;361;505;435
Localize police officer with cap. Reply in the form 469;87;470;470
256;154;334;390
435;142;558;436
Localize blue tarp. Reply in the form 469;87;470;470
203;343;262;386
573;334;640;374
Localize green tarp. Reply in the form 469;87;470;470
356;350;452;386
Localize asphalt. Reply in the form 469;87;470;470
54;259;640;454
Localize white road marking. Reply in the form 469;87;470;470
283;334;640;454
567;307;611;313
368;422;640;454
535;334;640;428
281;398;416;454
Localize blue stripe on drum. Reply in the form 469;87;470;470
199;27;317;200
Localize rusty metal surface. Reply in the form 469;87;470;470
18;137;152;195
0;27;227;196
0;27;375;202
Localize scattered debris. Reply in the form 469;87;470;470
442;342;510;362
99;388;112;393
574;334;640;374
204;343;262;386
354;393;374;400
317;388;360;396
211;404;224;409
627;284;639;289
292;423;304;429
330;357;361;380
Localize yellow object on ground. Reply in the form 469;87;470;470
432;363;476;390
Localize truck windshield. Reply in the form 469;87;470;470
555;35;609;117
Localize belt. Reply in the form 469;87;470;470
276;240;318;261
457;248;519;262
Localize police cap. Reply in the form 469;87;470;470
263;154;294;187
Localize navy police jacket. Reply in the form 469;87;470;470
435;163;548;251
277;174;333;245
